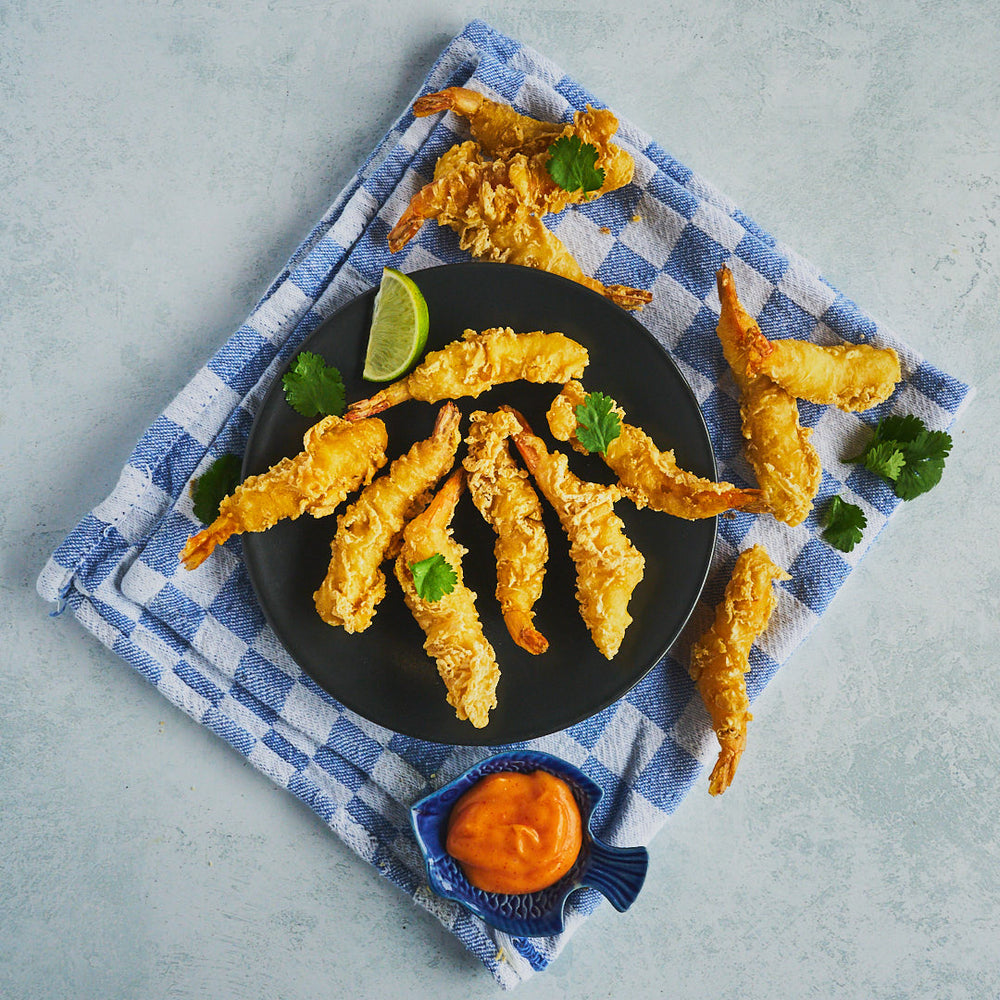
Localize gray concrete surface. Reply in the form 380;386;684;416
3;2;998;997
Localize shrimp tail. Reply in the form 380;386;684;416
178;514;238;570
602;284;654;311
503;609;549;655
708;729;747;797
413;86;484;118
346;381;412;420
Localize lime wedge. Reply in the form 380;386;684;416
362;268;429;381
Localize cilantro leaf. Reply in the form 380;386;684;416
862;441;906;481
282;351;346;418
574;391;622;455
822;495;867;553
191;454;242;524
893;428;952;499
546;135;605;195
409;553;457;602
845;414;952;500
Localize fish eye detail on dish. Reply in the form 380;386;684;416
178;262;951;790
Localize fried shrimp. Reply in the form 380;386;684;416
746;338;902;412
716;265;822;527
179;415;387;570
689;544;789;796
546;380;764;519
413;86;564;158
313;403;462;633
509;410;644;660
388;97;651;309
346;327;589;419
463;409;549;655
394;469;500;728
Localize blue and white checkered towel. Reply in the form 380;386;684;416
37;20;973;989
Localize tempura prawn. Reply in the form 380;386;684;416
394;469;500;728
746;337;901;412
179;415;387;570
413;86;564;158
689;544;789;796
546;380;765;519
463;409;549;655
314;402;462;633
509;409;644;660
346;327;588;420
716;265;822;526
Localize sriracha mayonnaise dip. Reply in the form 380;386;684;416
445;770;583;894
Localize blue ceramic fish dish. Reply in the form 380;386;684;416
410;749;649;937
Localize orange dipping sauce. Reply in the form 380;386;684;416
445;770;583;894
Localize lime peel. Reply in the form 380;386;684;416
363;268;429;382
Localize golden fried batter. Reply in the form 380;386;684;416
716;266;822;526
179;415;387;570
464;409;549;654
394;470;500;728
346;327;588;419
689;544;789;796
748;339;901;412
510;410;644;660
546;380;764;519
390;93;651;309
414;86;564;158
314;403;462;633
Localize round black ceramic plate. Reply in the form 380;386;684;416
242;262;716;745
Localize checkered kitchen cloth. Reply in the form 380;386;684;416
37;19;973;989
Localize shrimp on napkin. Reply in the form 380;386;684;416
745;337;902;412
395;469;500;728
546;380;765;519
715;265;822;526
411;88;635;196
463;409;549;655
346;327;588;419
314;402;461;633
509;409;644;660
179;415;387;570
689;544;789;796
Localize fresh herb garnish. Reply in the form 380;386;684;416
409;553;457;602
546;135;605;195
847;414;952;500
822;495;867;553
281;351;346;418
574;391;622;455
191;454;242;524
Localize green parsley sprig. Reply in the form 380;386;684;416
846;414;952;500
409;553;457;602
546;135;605;195
282;351;346;418
191;454;242;524
822;495;867;553
574;391;622;455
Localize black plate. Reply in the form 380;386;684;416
242;262;716;745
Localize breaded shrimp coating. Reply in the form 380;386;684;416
747;338;901;412
464;409;549;655
546;380;764;519
510;410;644;660
394;470;500;729
179;415;387;570
716;266;822;527
689;544;789;796
414;86;564;158
346;327;588;419
314;403;462;633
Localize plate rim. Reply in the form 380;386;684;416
241;261;717;745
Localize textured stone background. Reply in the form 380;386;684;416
2;2;997;997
